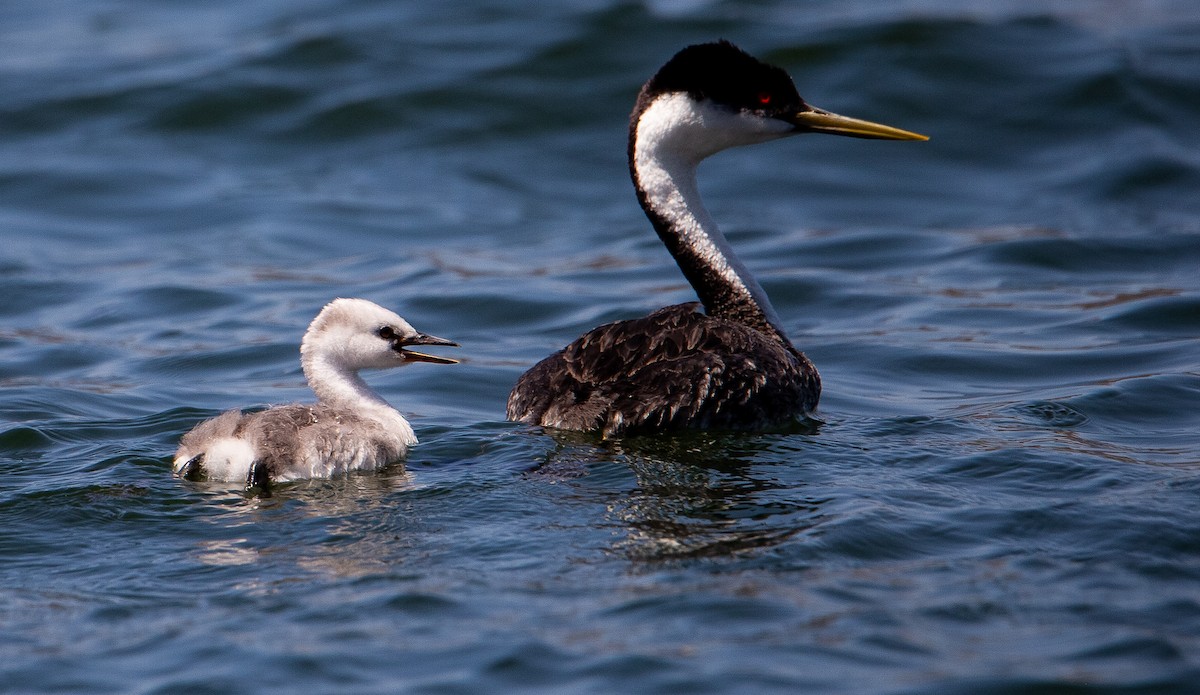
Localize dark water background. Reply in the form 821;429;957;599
3;1;1199;692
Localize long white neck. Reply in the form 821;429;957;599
302;352;394;412
630;94;791;341
301;351;416;445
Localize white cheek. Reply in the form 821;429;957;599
636;93;793;163
706;108;793;150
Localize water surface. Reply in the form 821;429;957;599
2;1;1199;692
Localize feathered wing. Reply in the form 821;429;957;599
507;303;818;436
176;409;243;461
175;404;412;482
233;404;411;480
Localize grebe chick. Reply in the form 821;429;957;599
174;298;457;489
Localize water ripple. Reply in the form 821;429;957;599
2;1;1200;693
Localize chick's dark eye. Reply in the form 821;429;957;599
377;326;395;340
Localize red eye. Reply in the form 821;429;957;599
757;92;772;105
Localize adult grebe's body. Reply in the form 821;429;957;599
174;298;457;488
507;41;926;437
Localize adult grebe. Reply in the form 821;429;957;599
174;298;457;489
507;41;926;437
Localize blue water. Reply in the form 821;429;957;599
3;1;1199;692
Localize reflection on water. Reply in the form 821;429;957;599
4;0;1200;690
532;431;831;562
194;538;258;567
188;469;424;579
611;436;831;561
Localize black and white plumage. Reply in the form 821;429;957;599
174;298;457;488
507;41;926;437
